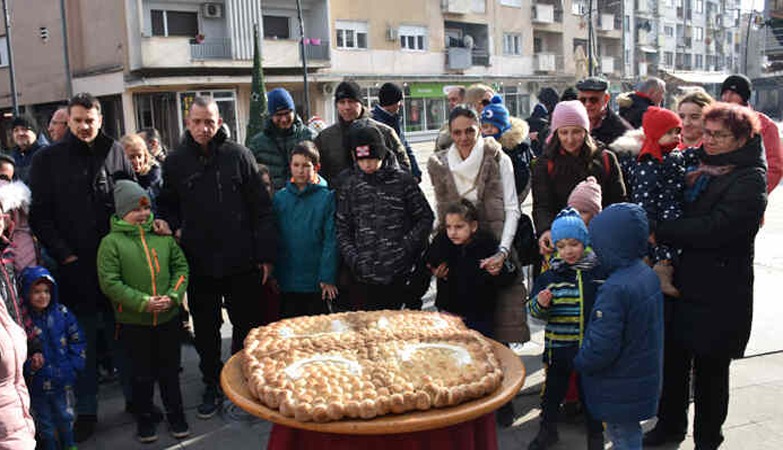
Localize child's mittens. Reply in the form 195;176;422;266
537;289;553;308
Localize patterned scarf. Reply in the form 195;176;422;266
684;162;736;203
549;248;599;273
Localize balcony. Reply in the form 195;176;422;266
191;38;232;60
600;56;615;75
442;0;471;14
533;4;555;23
597;13;623;39
534;53;559;72
445;47;490;69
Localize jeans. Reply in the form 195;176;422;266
30;388;75;450
606;421;642;450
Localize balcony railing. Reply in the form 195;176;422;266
534;53;557;72
304;39;330;61
191;38;232;60
445;47;491;69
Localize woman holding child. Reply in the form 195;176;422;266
644;103;767;450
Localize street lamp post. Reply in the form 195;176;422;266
2;0;18;115
295;0;310;120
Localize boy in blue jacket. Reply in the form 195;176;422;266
22;266;85;450
273;141;338;317
574;203;664;450
527;207;604;450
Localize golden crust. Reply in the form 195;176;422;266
241;311;502;423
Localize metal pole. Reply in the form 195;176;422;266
2;0;18;115
59;0;72;98
744;11;753;74
295;0;310;120
588;0;594;76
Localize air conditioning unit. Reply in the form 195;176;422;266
202;3;223;19
386;27;398;42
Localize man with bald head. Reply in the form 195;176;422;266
157;96;276;420
47;107;69;142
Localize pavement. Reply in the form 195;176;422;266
78;141;783;449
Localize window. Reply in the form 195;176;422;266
695;54;704;69
151;10;198;37
399;26;427;51
472;0;486;13
684;53;692;67
664;51;674;67
501;0;522;6
694;26;704;41
696;0;704;12
664;25;674;37
0;37;7;67
263;15;290;39
571;0;586;14
336;21;368;49
533;37;543;53
503;33;522;55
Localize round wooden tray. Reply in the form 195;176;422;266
220;339;526;435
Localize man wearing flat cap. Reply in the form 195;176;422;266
576;77;631;147
10;116;44;183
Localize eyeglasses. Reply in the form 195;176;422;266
578;96;602;105
702;129;734;141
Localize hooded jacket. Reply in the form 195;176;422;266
273;181;338;293
0;180;39;272
157;128;276;278
248;115;317;190
371;104;422;179
0;299;35;449
574;203;663;422
657;136;767;358
97;214;189;326
498;116;534;203
314;107;411;184
21;266;86;394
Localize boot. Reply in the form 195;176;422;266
654;262;680;298
527;422;559;450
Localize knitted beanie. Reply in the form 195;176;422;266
568;176;603;218
378;82;403;107
335;80;363;103
551;207;590;247
550;100;590;133
721;74;752;103
639;107;682;162
346;120;388;160
114;180;150;219
11;116;34;132
267;88;295;115
480;95;511;137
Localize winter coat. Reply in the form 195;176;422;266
657;136;767;358
10;140;44;185
0;181;39;272
434;122;452;152
619;92;655;129
97;214;189;326
21;267;85;394
29;131;134;265
498;116;534;203
526;104;550;157
371;104;422;179
248;115;317;190
0;300;35;450
591;108;632;148
0;246;25;333
757;110;783;192
273;181;338;293
335;166;433;285
136;163;163;211
426;229;513;322
574;203;663;422
157;128;276;278
314;108;411;184
532;145;626;234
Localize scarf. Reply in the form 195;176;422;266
684;162;736;203
549;248;598;273
447;138;485;203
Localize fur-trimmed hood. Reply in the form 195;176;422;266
0;180;31;214
498;116;530;150
608;129;644;158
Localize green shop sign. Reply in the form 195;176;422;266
409;83;466;99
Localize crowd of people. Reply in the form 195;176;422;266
0;71;777;450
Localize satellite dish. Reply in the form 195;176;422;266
463;34;474;49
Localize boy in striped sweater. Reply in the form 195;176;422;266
527;207;605;450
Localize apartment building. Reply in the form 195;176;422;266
748;0;783;118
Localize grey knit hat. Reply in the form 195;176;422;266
114;180;150;219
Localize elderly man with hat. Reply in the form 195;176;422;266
10;116;44;183
314;80;410;185
720;74;782;193
371;82;422;182
576;77;631;147
248;87;316;191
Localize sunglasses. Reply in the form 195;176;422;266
578;96;602;105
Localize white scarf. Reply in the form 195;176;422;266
447;138;485;203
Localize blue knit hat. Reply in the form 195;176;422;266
551;207;590;247
267;88;295;115
480;95;511;137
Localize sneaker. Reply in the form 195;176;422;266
197;385;221;419
527;423;559;450
73;415;97;443
137;418;158;443
643;425;686;446
168;414;191;439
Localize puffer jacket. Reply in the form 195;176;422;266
498;116;534;203
0;180;40;272
157;128;276;278
248;115;317;190
619;92;655;129
574;203;663;422
97;214;189;326
21;266;86;394
336;166;433;284
273;181;338;293
0;300;35;449
314;108;411;184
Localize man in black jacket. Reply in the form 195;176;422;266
576;77;632;147
157;96;276;420
371;82;422;182
619;77;666;128
29;92;135;442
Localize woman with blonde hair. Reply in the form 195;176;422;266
121;134;162;206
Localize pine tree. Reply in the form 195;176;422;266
246;24;267;146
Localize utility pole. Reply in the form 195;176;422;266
295;0;310;120
2;0;18;115
588;0;594;76
60;0;72;98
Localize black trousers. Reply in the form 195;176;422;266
280;292;328;319
352;277;411;311
541;347;603;437
188;269;266;386
121;319;183;419
656;335;730;449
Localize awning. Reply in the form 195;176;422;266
665;71;731;85
638;46;658;53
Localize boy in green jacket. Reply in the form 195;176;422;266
97;180;189;444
